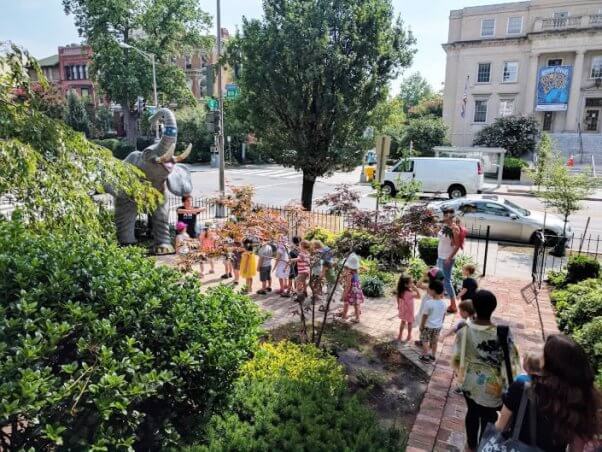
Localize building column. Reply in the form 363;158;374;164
565;50;585;132
524;52;540;114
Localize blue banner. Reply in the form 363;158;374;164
536;65;573;112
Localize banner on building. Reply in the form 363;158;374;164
536;65;573;112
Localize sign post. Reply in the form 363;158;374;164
375;135;392;183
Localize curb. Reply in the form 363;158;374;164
500;189;602;202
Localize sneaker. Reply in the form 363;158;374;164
419;355;432;363
266;287;272;292
220;274;229;279
228;273;233;278
414;340;423;347
427;354;436;362
257;289;267;295
232;281;239;286
453;387;463;395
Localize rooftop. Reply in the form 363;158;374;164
37;54;59;67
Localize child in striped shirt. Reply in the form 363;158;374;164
292;240;311;299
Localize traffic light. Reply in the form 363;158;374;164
206;110;221;134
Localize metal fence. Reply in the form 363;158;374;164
532;232;602;288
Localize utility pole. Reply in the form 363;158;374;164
216;0;226;216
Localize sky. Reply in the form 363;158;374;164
1;0;519;94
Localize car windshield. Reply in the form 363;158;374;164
504;199;530;216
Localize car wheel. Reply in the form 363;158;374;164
381;182;396;197
448;185;466;199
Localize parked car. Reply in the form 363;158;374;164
427;195;572;244
382;157;484;199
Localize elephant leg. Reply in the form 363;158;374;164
151;202;174;255
115;196;137;245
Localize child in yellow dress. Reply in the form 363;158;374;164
239;239;257;293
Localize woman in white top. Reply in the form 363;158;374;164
437;207;461;313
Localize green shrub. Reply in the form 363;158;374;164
473;116;540;157
554;281;602;332
418;237;439;266
502;157;528;180
399;117;448;154
406;257;428;282
194;342;405;451
305;227;340;248
334;230;379;258
0;221;265;450
547;270;568;288
369;241;412;272
92;137;120;152
361;275;386;298
136;136;155;151
567;255;601;284
574;317;602;381
91;138;135;159
361;258;395;286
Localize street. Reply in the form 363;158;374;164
185;163;602;237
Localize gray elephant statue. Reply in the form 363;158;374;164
114;108;193;254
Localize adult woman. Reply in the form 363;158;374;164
496;334;600;452
437;208;461;313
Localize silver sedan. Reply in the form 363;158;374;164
427;195;572;243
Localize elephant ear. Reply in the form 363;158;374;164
167;165;193;197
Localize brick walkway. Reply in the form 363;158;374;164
157;257;559;450
406;277;559;452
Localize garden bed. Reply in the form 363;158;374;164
267;321;428;433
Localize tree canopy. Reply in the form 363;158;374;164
398;72;432;114
228;0;415;209
62;0;212;142
0;43;160;238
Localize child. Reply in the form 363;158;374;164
274;236;290;294
239;239;257;293
414;267;445;347
310;240;324;301
199;223;216;276
282;236;300;298
293;240;312;300
341;252;364;323
457;263;478;302
231;240;243;285
445;299;475;338
515;352;542;383
321;244;337;298
419;279;447;363
256;239;274;295
396;274;420;342
221;238;234;280
175;221;191;255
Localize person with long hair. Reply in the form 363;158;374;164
496;334;600;452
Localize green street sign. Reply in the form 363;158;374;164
206;98;219;111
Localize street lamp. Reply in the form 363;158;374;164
118;42;159;141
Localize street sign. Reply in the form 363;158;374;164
206;98;219;111
375;135;391;183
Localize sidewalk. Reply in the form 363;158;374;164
406;277;558;452
485;181;602;201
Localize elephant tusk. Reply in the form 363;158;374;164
173;144;192;163
155;144;175;163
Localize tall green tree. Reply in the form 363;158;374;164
65;90;92;136
63;0;212;144
228;0;415;209
398;72;432;114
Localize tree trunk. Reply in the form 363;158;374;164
122;102;139;145
301;173;316;211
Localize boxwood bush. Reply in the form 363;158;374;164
304;227;340;248
193;342;405;451
418;237;439;266
361;275;386;298
502;157;528;180
334;230;379;258
0;221;264;450
551;279;602;333
567;255;601;284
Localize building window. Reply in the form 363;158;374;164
503;62;519;83
477;63;491;83
507;16;523;34
185;55;192;69
548;58;563;67
81;87;90;97
499;99;514;117
591;56;602;79
474;100;488;123
78;65;84;80
481;19;495;37
64;65;71;80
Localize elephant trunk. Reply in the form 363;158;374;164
149;108;178;163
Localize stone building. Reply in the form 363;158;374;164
442;0;602;157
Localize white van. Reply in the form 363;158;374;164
382;157;484;199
